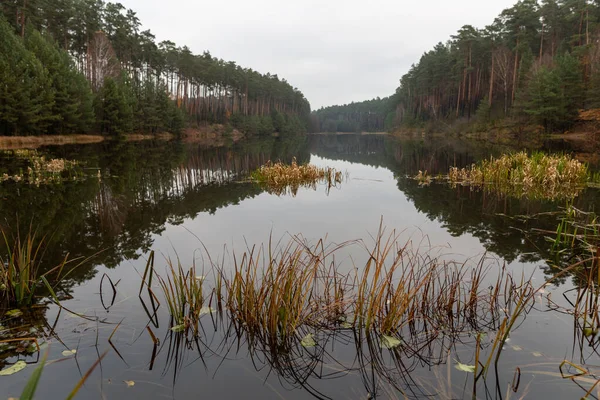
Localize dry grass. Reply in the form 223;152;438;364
446;152;590;200
1;150;82;185
252;158;343;196
221;226;526;347
0;135;104;150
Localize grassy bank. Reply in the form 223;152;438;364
0;135;105;150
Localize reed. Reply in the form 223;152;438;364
251;158;343;195
222;227;525;347
156;256;214;336
447;152;589;200
225;236;337;341
0;228;82;309
1;150;83;185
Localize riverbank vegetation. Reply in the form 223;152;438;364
0;1;310;138
316;0;600;135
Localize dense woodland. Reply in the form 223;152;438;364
318;0;600;133
0;0;311;137
311;97;394;133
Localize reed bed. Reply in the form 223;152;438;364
1;150;83;185
141;251;218;337
447;152;589;200
0;229;82;309
251;158;343;196
220;227;528;348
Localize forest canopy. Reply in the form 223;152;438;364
316;0;600;133
0;0;311;137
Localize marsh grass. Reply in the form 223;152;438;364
1;150;83;185
251;158;343;196
222;226;528;349
141;251;217;336
0;228;85;309
447;152;589;200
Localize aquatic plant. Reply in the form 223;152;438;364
0;229;81;309
447;152;589;200
222;227;526;347
0;150;83;186
142;252;216;336
251;158;343;196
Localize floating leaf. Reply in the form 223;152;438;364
61;349;77;356
123;380;135;387
455;362;476;373
170;324;185;333
532;352;543;357
380;335;403;349
6;309;22;318
301;333;316;348
198;306;216;316
511;345;522;351
0;361;26;376
340;321;352;329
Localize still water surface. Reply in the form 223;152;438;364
0;133;599;399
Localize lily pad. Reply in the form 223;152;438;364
61;349;77;356
0;360;26;376
455;362;476;373
170;324;185;333
6;309;23;318
380;335;403;349
301;333;316;348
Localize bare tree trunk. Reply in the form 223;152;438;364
20;0;27;38
511;42;519;105
489;54;495;107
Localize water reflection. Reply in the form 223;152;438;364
2;133;600;399
0;134;598;295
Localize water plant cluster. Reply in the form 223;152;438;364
415;152;595;200
448;152;590;199
3;222;600;399
0;150;83;186
251;159;343;195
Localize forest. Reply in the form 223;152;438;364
0;0;311;137
311;97;395;133
316;0;600;133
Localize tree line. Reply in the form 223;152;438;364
318;0;600;133
311;97;394;133
0;0;311;136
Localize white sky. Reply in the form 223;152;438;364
118;0;518;109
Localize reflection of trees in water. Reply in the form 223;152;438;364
308;134;511;175
309;134;600;283
0;136;310;290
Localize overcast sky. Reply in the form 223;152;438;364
118;0;517;109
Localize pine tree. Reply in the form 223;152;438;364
0;16;53;135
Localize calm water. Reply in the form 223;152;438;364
0;133;599;399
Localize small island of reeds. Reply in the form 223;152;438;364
251;158;344;195
416;152;597;200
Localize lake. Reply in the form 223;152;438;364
0;133;599;399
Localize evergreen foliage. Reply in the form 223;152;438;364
319;0;600;133
312;98;393;133
0;1;310;136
